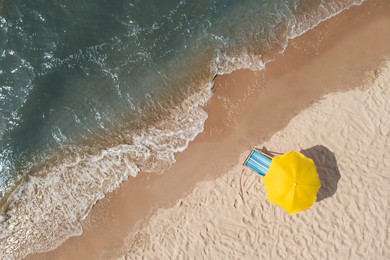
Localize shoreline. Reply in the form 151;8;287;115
27;0;390;259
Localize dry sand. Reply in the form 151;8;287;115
28;0;390;259
118;58;390;260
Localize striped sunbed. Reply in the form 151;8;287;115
243;149;272;176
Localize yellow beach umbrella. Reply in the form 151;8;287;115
263;151;321;214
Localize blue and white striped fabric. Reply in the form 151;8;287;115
244;150;272;176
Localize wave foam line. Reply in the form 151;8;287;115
214;0;365;74
0;84;211;259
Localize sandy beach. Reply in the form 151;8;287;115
119;58;390;259
28;0;390;259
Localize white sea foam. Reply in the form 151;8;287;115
0;82;211;260
215;50;267;75
213;0;364;75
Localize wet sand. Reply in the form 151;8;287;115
27;0;390;259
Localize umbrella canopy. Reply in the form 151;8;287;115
263;151;321;214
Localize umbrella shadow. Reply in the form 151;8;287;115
300;145;341;202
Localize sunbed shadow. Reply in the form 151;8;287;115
300;145;341;202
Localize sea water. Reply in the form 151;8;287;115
0;0;363;258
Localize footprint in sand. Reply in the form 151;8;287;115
251;207;259;218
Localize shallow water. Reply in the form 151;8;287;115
0;0;363;258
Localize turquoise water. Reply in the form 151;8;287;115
0;0;362;258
